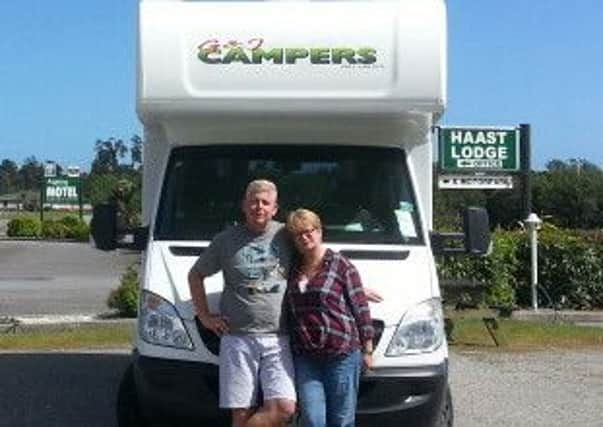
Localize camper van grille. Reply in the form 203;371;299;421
372;319;385;349
170;246;206;256
195;316;221;356
195;318;385;357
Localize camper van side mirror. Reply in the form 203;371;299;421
463;207;491;255
90;203;118;251
133;226;150;251
430;207;491;256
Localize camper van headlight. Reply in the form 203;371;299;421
386;298;444;356
139;290;194;350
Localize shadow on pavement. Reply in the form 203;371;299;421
0;352;131;427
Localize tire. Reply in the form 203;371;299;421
117;364;148;427
436;385;454;427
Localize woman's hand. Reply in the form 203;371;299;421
364;287;383;303
362;353;373;372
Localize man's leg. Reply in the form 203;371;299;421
245;399;296;427
219;335;260;427
246;335;297;426
323;350;361;427
232;408;256;427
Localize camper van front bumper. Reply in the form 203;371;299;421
356;361;449;427
132;351;230;424
133;350;448;426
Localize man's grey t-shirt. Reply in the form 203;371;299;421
193;221;293;334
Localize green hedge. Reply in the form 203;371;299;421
515;225;603;309
7;216;41;237
41;215;89;241
437;225;603;310
7;215;89;241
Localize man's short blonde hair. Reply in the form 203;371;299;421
245;179;278;199
286;208;322;234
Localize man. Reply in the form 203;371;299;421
188;179;296;427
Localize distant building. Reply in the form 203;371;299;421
0;191;38;210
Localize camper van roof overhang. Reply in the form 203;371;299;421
137;0;447;122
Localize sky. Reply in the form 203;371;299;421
0;0;602;171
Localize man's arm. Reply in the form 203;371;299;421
188;268;229;335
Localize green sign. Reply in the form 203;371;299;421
45;177;80;204
438;127;520;172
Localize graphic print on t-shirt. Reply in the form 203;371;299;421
235;241;287;295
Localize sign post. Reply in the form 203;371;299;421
66;166;83;220
519;123;532;219
525;213;542;310
42;161;58;224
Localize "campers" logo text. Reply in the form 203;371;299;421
197;38;377;65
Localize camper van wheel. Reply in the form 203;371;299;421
117;363;148;427
436;386;454;427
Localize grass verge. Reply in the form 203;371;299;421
1;314;602;352
0;323;134;351
447;310;603;351
0;211;86;221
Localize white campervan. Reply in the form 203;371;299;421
103;1;490;426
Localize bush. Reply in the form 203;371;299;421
7;216;41;237
85;173;121;206
60;215;81;229
437;229;519;311
107;264;140;318
515;225;603;310
60;215;89;241
438;225;603;310
41;219;68;239
69;221;90;241
41;215;90;241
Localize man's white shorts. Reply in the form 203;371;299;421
219;334;296;409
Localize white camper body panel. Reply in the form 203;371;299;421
137;0;446;118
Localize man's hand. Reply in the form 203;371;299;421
189;269;229;335
200;313;229;336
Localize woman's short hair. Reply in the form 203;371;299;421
286;208;322;234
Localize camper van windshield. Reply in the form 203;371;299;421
155;145;423;245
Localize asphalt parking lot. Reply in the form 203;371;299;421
450;349;603;427
0;240;139;317
1;349;602;427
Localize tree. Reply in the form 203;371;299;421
534;159;603;228
130;135;143;170
17;156;43;191
91;138;128;174
485;183;523;228
84;135;143;225
546;158;599;173
84;173;121;206
0;159;19;194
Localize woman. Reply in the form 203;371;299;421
285;208;374;427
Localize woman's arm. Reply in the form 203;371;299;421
342;261;375;359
